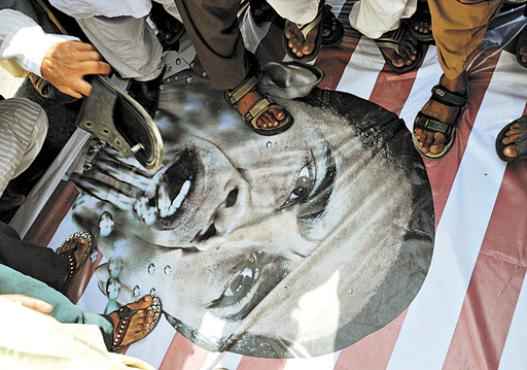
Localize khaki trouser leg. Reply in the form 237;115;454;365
428;0;502;80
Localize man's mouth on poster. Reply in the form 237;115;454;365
72;114;338;250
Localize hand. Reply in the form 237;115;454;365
41;40;111;99
1;294;54;315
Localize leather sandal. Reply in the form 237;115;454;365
413;83;468;159
105;295;162;353
284;6;323;63
375;24;425;74
76;76;164;171
225;76;294;136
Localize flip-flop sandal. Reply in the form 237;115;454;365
105;295;162;352
516;25;527;69
409;0;433;43
76;76;164;172
284;8;323;63
412;83;468;159
320;4;344;47
375;24;425;74
225;75;294;136
56;231;95;282
495;116;527;162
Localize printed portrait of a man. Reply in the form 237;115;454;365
70;80;434;358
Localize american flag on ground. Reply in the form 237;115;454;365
17;2;527;370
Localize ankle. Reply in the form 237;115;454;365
440;74;467;93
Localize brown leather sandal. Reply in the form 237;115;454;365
106;295;162;352
225;76;294;136
57;232;95;283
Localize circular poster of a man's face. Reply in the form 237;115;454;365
71;79;434;358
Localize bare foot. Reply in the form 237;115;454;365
500;120;527;159
285;20;319;59
414;74;467;156
379;44;417;68
235;89;286;130
375;28;419;70
108;295;162;352
412;19;431;36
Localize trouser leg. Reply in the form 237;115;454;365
427;0;502;80
77;15;164;81
349;0;417;39
174;0;249;90
0;98;48;196
266;0;321;25
0;264;113;335
0;222;68;292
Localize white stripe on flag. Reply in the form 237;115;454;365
282;351;341;370
201;352;242;370
497;273;527;370
335;37;383;99
387;51;527;370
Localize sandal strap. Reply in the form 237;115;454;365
245;97;274;128
225;76;258;106
415;113;454;135
297;12;322;39
431;85;467;107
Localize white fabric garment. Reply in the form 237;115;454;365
0;9;75;76
267;0;321;25
349;0;417;39
0;98;48;197
0;297;155;370
49;0;152;19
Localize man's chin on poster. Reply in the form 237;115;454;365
70;82;434;358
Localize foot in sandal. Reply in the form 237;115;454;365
413;73;468;159
105;295;162;352
496;116;527;162
225;75;293;136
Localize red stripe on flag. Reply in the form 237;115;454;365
443;104;527;370
334;312;406;370
237;356;287;370
159;334;209;370
25;180;79;245
368;67;419;115
318;34;361;91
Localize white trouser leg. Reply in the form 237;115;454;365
349;0;418;39
267;0;321;25
0;98;48;197
77;15;164;82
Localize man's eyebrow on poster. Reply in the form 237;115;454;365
71;119;339;248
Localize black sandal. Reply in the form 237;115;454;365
284;7;323;62
105;295;162;352
409;0;433;43
320;4;344;47
413;84;468;159
496;116;527;162
225;76;293;136
375;24;425;74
